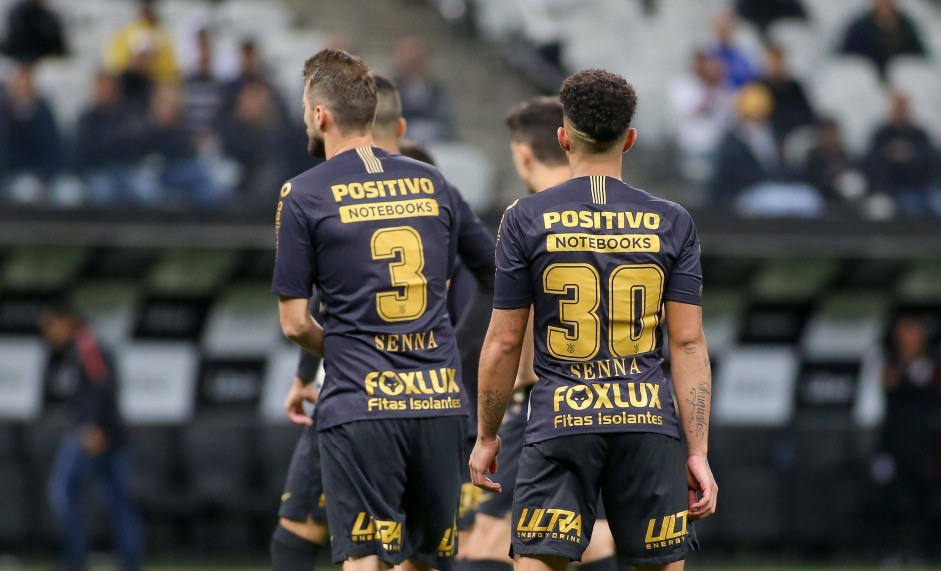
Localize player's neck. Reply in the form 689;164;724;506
532;166;571;193
567;152;623;181
326;133;376;160
373;137;400;154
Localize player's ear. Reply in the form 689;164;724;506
315;104;328;130
397;117;407;139
558;127;571;153
622;128;637;153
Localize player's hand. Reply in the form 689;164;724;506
80;425;108;456
686;454;717;520
469;435;502;493
284;376;319;426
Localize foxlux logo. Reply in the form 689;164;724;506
351;513;402;551
553;382;662;412
645;510;688;550
516;508;583;544
364;367;459;396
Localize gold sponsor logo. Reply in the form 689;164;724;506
438;518;458;556
547;233;660;253
331;177;435;202
339;198;439;223
280;182;292;197
516;508;582;543
552;382;662;412
364;368;459;397
645;510;688;550
351;513;402;551
543;210;661;231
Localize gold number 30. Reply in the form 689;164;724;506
543;263;664;361
371;226;428;322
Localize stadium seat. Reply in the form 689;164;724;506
126;425;193;518
767;20;825;81
0;465;30;543
0;337;46;421
216;0;291;39
260;347;305;423
808;56;885;154
802;0;869;37
896;260;941;303
147;249;240;297
750;258;839;302
202;285;283;357
713;346;799;427
701;290;744;358
471;0;524;41
71;282;139;347
802;293;888;359
887;55;941;141
117;342;199;424
714;467;787;543
425;142;494;212
182;413;263;513
259;423;304;501
1;245;89;293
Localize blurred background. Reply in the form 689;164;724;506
0;0;940;568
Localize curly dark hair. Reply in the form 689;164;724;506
559;69;637;153
505;96;567;167
303;49;377;134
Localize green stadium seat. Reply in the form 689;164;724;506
71;282;140;347
750;258;840;303
146;249;240;297
0;245;89;293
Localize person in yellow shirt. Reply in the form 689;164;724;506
105;0;178;84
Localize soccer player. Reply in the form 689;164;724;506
459;97;616;571
272;49;495;571
469;69;718;571
271;73;436;571
40;302;143;571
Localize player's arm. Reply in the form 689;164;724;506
451;184;497;293
279;297;324;357
666;301;717;520
513;309;537;389
471;305;530;492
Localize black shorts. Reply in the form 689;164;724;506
476;391;528;518
278;424;326;524
458;435;480;531
321;417;466;569
511;432;696;566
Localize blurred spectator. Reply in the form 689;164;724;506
393;36;456;142
0;64;62;201
222;39;288;122
864;91;938;217
40;301;143;571
73;72;147;205
218;81;287;204
106;0;179;85
668;50;733;182
116;42;157;115
758;44;815;143
1;0;66;63
137;88;220;207
840;0;926;78
803;118;867;211
706;11;757;88
874;317;941;561
708;83;822;216
734;0;807;35
182;28;224;131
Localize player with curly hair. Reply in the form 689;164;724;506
469;69;718;570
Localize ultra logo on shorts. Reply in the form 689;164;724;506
351;512;402;551
438;518;458;557
644;510;688;550
516;508;582;544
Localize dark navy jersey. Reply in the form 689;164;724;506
272;146;495;430
493;175;703;444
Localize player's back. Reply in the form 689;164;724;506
273;146;492;430
494;175;702;444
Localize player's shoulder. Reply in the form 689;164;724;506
613;179;694;222
376;149;451;190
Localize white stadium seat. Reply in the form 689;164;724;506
714;346;799;426
425;141;495;213
118;342;199;424
887;55;941;142
808;56;885;154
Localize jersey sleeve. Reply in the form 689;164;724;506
450;183;497;274
492;201;533;309
664;208;703;306
271;189;317;298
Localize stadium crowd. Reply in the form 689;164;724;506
0;0;457;209
2;0;941;216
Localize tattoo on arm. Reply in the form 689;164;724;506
480;389;508;437
685;382;710;441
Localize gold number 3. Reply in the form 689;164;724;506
371;226;428;322
543;263;664;361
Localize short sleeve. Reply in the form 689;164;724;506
493;201;533;309
271;189;317;298
664;208;703;306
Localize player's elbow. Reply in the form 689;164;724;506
280;317;309;343
669;328;706;355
